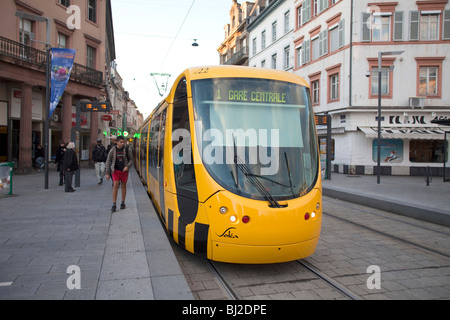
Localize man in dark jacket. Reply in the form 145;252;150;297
63;142;78;193
92;138;107;184
55;141;66;186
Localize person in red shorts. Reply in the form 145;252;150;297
105;136;134;212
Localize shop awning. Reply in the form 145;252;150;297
358;127;447;140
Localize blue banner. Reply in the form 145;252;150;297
49;48;76;119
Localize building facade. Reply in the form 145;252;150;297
219;0;450;176
248;0;295;71
294;0;450;176
0;0;115;172
218;0;256;66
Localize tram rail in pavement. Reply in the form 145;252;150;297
0;166;193;300
322;173;450;227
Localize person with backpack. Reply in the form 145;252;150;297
105;136;133;212
63;142;78;193
92;138;107;184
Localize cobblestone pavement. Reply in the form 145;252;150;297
174;196;450;300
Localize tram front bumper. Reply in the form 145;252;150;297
211;236;320;264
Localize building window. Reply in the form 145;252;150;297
284;11;290;33
371;67;389;96
419;67;438;96
19;18;32;46
296;45;302;67
313;0;319;17
252;38;257;56
372;15;391;41
410;140;448;163
297;5;302;28
58;0;71;7
261;60;266;68
284;46;290;69
415;57;444;98
271;54;277;69
58;33;68;48
272;21;277;42
312;80;320;105
86;45;96;69
88;0;97;23
329;73;339;101
420;14;439;40
368;57;395;99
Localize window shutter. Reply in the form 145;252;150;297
338;19;345;47
319;32;323;57
305;39;311;64
409;11;420;41
393;11;403;41
304;0;311;23
443;10;450;40
322;29;328;55
361;12;371;42
301;45;306;66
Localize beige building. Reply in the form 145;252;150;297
218;0;257;66
0;0;115;172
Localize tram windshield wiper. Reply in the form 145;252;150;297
234;158;285;208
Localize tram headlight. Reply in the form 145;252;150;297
316;202;320;210
229;215;237;223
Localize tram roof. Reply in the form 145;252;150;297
184;65;309;87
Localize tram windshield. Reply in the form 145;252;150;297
191;77;318;202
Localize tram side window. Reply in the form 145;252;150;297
149;116;160;177
172;78;196;192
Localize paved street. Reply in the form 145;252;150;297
1;166;449;300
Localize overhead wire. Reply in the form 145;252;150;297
159;0;196;71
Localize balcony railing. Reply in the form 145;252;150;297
224;46;249;66
0;35;103;87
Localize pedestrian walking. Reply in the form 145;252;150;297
105;136;133;212
35;144;44;171
63;142;78;193
92;138;107;184
55;141;66;186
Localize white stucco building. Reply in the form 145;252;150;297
293;0;450;176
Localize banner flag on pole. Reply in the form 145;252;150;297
49;48;76;119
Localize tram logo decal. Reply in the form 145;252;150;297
216;227;239;239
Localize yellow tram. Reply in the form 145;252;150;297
135;66;322;264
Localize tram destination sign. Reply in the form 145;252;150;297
79;101;112;112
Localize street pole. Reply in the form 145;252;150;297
44;44;51;189
375;50;404;184
377;52;382;184
43;18;51;189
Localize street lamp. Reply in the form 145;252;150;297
376;50;404;184
16;11;52;189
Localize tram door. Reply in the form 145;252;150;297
168;78;199;252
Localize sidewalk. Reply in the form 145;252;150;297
0;166;193;300
322;172;450;227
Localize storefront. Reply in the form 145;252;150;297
330;110;450;176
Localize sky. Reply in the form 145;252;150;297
111;0;233;118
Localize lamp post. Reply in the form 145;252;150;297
16;11;52;189
376;50;404;184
